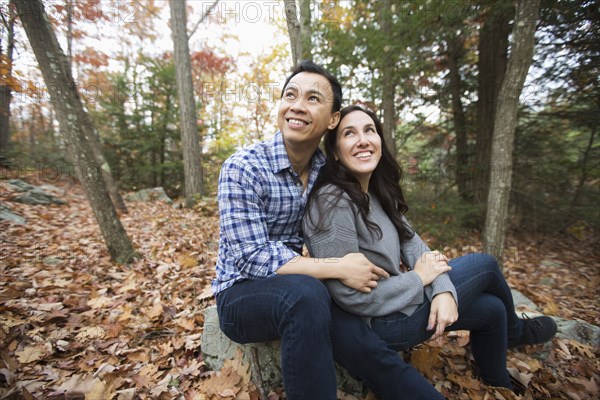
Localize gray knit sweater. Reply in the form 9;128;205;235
303;185;458;317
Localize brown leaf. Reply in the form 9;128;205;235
198;366;242;397
224;348;251;385
142;301;164;320
176;318;196;331
447;372;481;391
178;253;198;269
411;346;443;380
16;344;51;364
508;367;533;387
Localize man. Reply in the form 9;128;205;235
213;60;444;400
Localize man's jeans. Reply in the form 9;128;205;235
216;274;444;400
371;252;520;388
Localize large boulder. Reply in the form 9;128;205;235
202;290;600;395
201;305;366;397
125;187;173;204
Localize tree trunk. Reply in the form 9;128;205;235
299;0;312;61
66;0;73;68
170;0;204;207
483;0;540;268
447;35;470;200
379;0;397;157
474;1;512;206
284;0;302;67
0;6;16;155
569;126;596;210
12;0;135;263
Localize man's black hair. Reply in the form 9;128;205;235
280;60;343;112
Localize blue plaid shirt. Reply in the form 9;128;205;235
212;132;326;295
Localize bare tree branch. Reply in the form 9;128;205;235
188;0;219;40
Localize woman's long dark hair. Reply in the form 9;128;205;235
306;105;414;242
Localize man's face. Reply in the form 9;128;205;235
277;72;340;149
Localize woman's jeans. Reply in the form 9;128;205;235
216;274;444;400
371;252;521;388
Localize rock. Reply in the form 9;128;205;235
0;205;26;224
13;188;67;205
510;288;539;312
38;184;66;197
6;179;36;192
511;289;599;347
6;179;67;206
201;305;367;396
553;318;600;347
43;257;64;266
125;187;173;204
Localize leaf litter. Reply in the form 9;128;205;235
1;176;598;399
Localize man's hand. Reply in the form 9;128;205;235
427;292;458;341
413;250;452;286
337;253;389;293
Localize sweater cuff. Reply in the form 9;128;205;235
399;271;426;307
429;273;458;306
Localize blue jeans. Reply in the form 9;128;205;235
371;253;521;389
217;274;444;400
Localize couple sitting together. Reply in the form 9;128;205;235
212;60;556;400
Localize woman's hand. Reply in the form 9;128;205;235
428;292;458;340
336;253;389;293
413;250;452;286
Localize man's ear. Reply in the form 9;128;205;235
327;111;341;130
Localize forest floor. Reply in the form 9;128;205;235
1;176;599;400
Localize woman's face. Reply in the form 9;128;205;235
334;110;382;191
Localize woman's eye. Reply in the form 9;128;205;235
285;91;295;99
309;95;319;102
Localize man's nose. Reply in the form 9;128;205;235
290;97;308;113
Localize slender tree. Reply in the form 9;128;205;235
445;33;470;200
284;0;312;66
169;0;204;207
0;3;16;154
379;0;397;156
473;0;513;205
12;0;135;263
484;0;541;268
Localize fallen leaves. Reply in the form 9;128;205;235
1;178;219;399
1;177;599;399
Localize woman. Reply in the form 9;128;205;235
303;105;557;397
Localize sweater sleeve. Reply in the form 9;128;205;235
400;217;458;306
303;191;425;317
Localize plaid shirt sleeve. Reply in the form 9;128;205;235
218;158;299;281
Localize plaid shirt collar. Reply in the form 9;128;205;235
270;131;326;174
